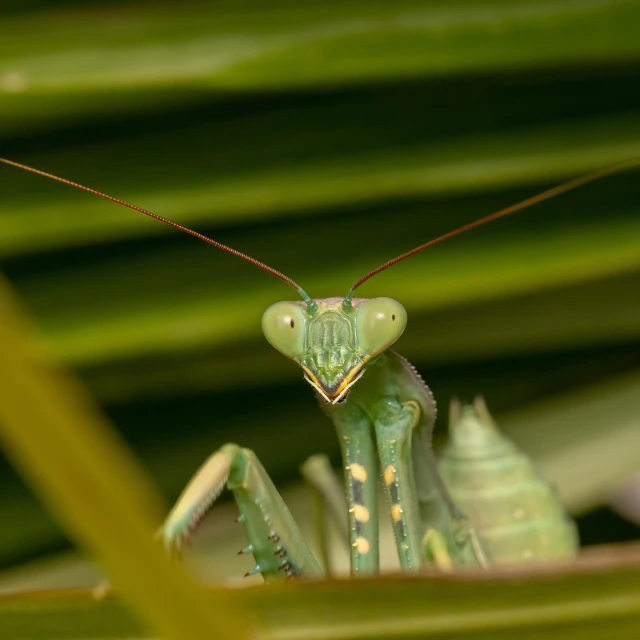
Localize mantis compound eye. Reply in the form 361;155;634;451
355;297;407;357
262;301;306;359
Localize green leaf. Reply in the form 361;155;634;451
501;369;640;515
2;115;639;256
0;275;251;638
2;0;640;135
2;545;640;639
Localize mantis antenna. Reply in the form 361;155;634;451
3;156;638;308
345;156;640;302
0;157;317;310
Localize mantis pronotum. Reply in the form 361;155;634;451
1;156;637;581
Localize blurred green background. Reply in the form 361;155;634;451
1;0;639;587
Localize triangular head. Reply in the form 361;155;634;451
262;297;407;404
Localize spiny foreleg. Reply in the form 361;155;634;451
162;443;322;582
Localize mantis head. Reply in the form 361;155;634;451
262;296;407;404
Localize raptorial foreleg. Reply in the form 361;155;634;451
162;443;322;582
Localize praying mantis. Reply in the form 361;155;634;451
1;156;637;582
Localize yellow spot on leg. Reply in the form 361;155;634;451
383;465;396;485
352;537;370;554
347;463;367;483
391;504;404;522
350;505;370;523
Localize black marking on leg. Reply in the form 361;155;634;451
348;478;368;538
395;518;407;543
352;478;363;505
389;481;400;504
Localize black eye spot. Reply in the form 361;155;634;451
392;314;396;321
290;319;295;329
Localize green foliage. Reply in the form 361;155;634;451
3;546;640;639
0;277;250;638
0;0;639;635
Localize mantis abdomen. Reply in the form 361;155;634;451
439;398;579;564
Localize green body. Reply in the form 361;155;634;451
163;296;578;581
